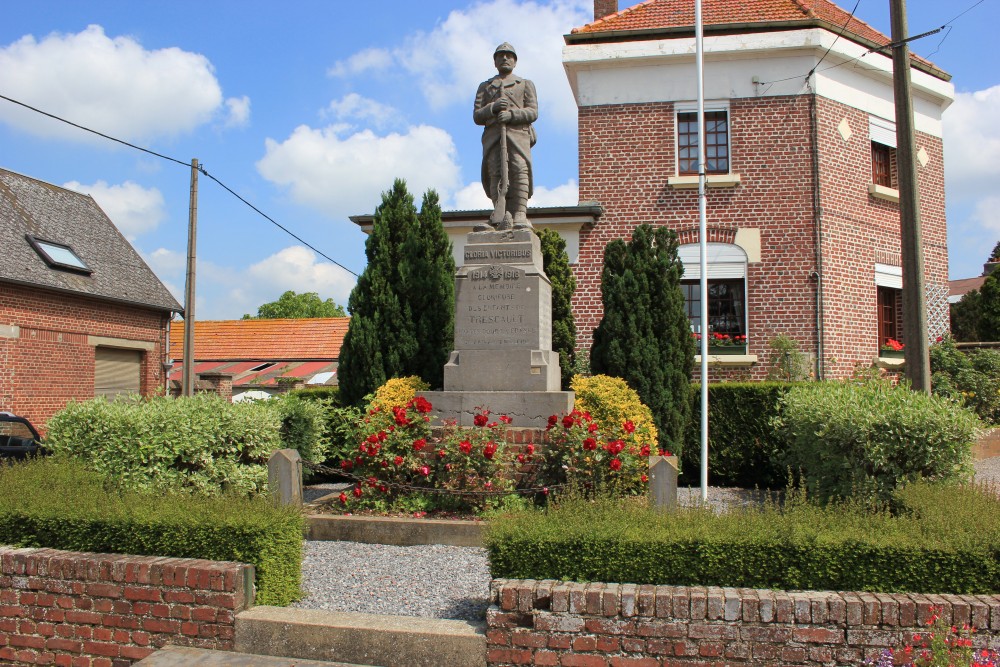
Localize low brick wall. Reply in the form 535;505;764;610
0;547;254;666
487;580;1000;666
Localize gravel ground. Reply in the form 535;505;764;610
293;458;1000;622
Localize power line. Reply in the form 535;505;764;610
0;92;359;278
806;0;862;79
756;0;984;87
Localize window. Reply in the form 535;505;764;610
871;142;896;188
682;279;746;339
877;286;901;349
677;243;748;344
677;110;729;175
26;235;91;274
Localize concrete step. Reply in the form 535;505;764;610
235;606;486;667
133;645;372;666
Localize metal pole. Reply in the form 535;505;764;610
889;0;930;393
181;158;199;397
696;0;709;502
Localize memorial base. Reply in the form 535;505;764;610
443;348;561;392
418;390;574;429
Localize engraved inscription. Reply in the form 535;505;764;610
464;247;532;262
454;265;542;349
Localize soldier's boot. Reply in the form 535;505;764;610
509;177;532;230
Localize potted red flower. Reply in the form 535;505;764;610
693;331;748;355
880;338;904;359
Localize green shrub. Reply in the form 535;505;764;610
485;481;1000;594
682;383;795;488
271;393;330;464
571;374;658;448
44;394;280;496
370;376;430;412
773;378;979;505
931;335;1000;425
289;385;342;405
0;458;303;605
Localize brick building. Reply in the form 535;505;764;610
563;0;954;379
0;167;181;430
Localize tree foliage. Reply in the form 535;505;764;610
538;228;577;389
244;290;346;319
950;289;981;342
589;224;694;453
978;270;1000;342
337;180;455;406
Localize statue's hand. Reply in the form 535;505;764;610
491;98;509;115
497;110;512;123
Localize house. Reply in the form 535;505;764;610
563;0;954;379
0;167;182;430
167;318;348;401
949;260;998;304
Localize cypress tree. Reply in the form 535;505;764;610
338;180;421;406
590;224;694;452
538;228;577;389
978;271;1000;342
399;190;455;388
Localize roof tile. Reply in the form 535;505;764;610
169;318;349;361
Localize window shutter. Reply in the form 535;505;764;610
679;243;748;280
869;116;897;148
874;263;903;289
95;347;142;398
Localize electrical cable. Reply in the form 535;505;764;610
755;0;984;87
806;0;862;79
0;92;358;278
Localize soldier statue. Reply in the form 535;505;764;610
473;42;537;231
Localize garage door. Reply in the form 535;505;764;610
95;347;142;398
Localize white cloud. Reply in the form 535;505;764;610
332;0;590;127
327;47;393;77
256;123;462;220
943;85;1000;203
144;247;186;277
0;25;225;142
530;179;579;206
224;95;251;128
451;182;493;210
63;180;165;239
970;196;1000;234
325;93;401;129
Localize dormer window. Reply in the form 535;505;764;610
26;235;91;274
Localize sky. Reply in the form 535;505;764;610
1;0;997;320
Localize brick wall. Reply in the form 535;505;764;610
574;93;948;381
487;580;1000;666
0;284;172;432
0;547;254;667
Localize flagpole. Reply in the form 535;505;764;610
696;0;709;503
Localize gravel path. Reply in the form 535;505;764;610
293;458;1000;622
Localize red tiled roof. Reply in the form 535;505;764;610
571;0;941;74
169;318;349;361
949;276;986;299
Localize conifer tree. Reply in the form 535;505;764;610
399;190;455;388
590;224;694;452
338;180;422;406
538;228;577;389
978;271;1000;342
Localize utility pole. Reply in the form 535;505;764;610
890;0;931;393
181;158;199;397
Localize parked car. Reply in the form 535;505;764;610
0;411;43;460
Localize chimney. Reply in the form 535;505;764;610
595;0;618;20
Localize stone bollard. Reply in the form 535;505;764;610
648;455;678;510
268;449;303;507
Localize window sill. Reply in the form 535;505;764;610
695;354;757;368
868;183;900;203
875;356;905;369
668;174;742;189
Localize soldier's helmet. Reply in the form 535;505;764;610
494;42;517;58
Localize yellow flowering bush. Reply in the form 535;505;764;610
370;376;429;412
571;374;658;446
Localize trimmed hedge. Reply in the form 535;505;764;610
0;458;304;606
44;394;280;496
681;382;796;488
485;481;1000;594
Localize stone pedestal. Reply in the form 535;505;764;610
421;229;573;428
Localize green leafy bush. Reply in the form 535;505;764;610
44;394;280;496
0;458;303;605
271;393;330;464
774;379;979;505
289;385;342;405
931;335;1000;425
571;374;658;447
486;481;1000;594
682;383;795;488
